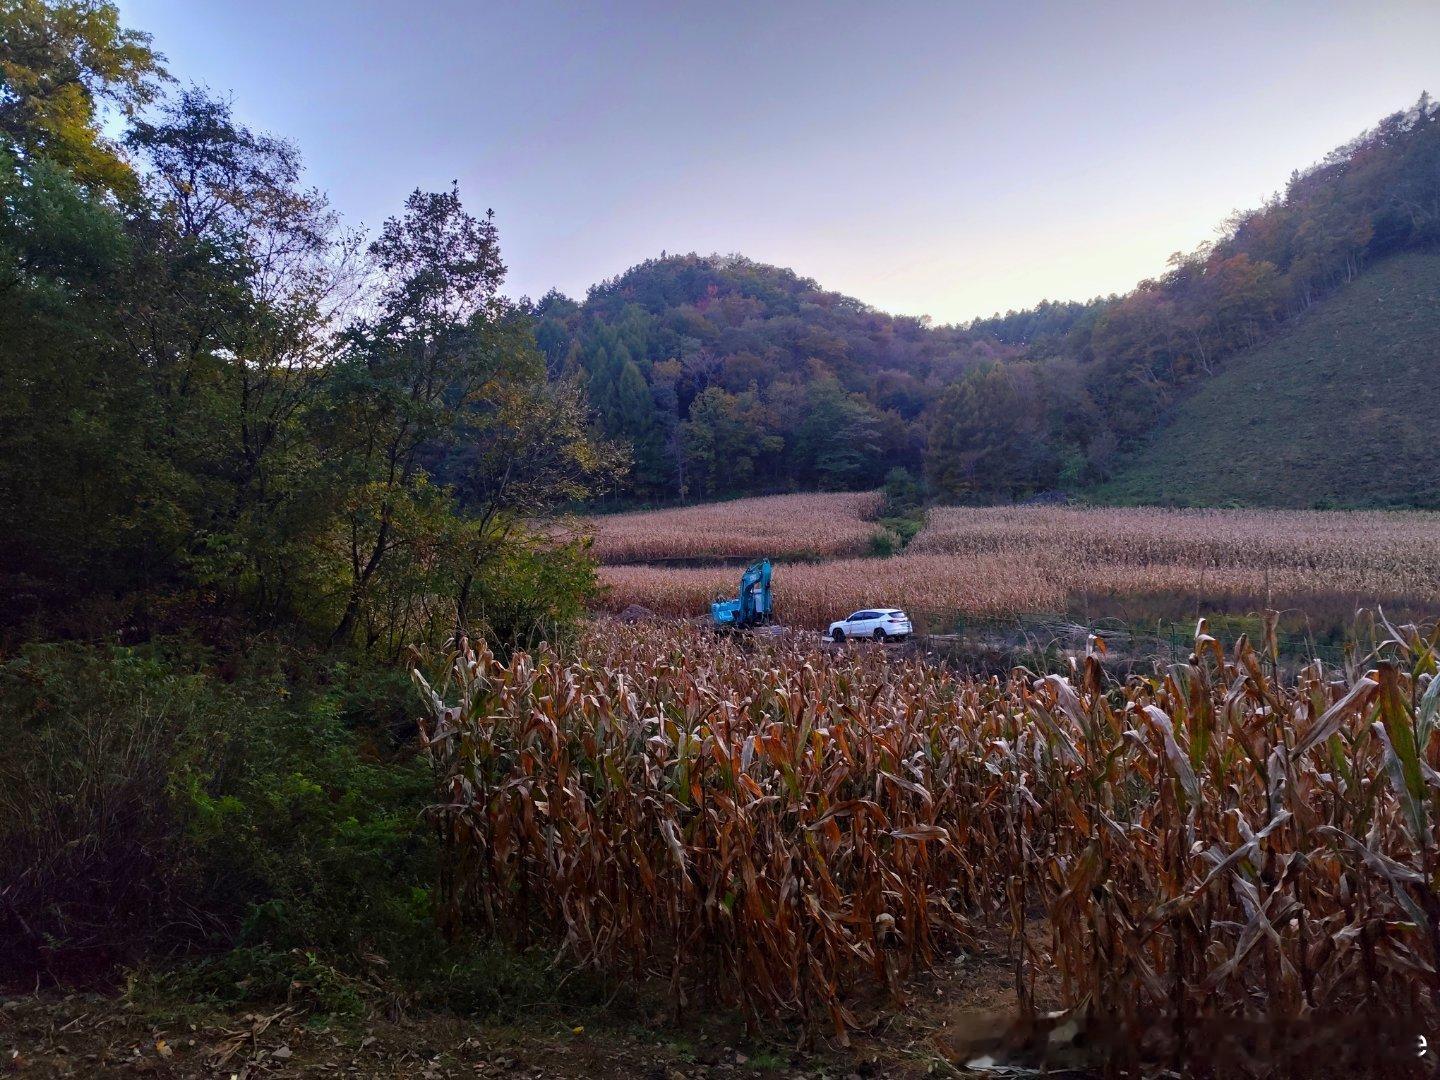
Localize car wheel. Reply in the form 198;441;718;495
831;628;845;642
873;628;888;642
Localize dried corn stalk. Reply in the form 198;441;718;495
418;616;1440;1062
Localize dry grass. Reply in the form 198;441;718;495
586;491;884;564
597;504;1440;630
417;618;1440;1068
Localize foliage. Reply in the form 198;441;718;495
0;0;622;1005
0;640;431;986
880;466;924;517
925;364;1054;500
869;468;926;555
535;253;1013;500
0;15;619;648
0;0;166;191
317;185;561;647
458;530;600;656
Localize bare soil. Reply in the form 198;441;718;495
1;930;1071;1078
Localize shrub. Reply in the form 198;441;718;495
0;643;231;983
0;640;433;988
881;466;924;517
867;527;901;557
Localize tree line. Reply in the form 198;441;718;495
0;5;624;651
0;0;630;993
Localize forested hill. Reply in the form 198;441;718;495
1096;248;1440;509
539;93;1440;506
530;255;1019;499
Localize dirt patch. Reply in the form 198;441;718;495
0;930;1055;1077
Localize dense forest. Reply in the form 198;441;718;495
539;92;1440;503
0;0;621;995
0;18;625;646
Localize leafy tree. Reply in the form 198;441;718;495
320;186;518;646
0;0;165;191
0;142;132;592
118;89;354;613
679;386;780;498
791;375;882;489
0;0;661;1002
435;374;627;626
537;252;1016;499
614;358;669;493
926;364;1054;500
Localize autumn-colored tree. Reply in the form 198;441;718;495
0;0;165;191
926;364;1054;500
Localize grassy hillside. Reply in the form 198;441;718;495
1096;249;1440;508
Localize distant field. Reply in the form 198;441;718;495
597;502;1440;631
586;490;883;564
1097;249;1440;508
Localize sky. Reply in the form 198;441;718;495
117;0;1440;325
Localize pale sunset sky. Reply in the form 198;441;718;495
119;0;1439;323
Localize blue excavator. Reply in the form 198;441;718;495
710;559;773;630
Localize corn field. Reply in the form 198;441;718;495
417;616;1440;1071
597;504;1440;630
911;505;1440;588
587;491;884;564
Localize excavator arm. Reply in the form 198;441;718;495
710;559;773;629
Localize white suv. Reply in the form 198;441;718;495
828;609;912;642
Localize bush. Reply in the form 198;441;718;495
872;468;926;554
0;644;229;983
881;467;924;517
463;535;600;656
0;639;433;988
867;527;901;557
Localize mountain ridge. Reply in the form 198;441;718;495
531;94;1440;507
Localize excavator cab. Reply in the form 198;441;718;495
710;559;773;630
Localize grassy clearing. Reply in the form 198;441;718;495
1097;248;1440;508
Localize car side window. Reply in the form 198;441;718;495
847;611;865;622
